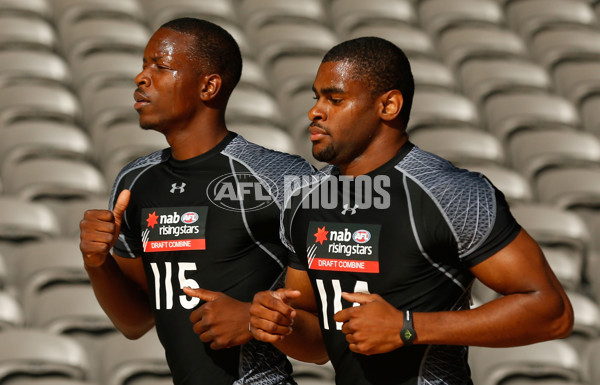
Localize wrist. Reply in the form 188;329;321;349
400;310;417;346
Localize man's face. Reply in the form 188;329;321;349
134;28;201;132
309;61;381;166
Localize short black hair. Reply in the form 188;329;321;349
322;37;414;128
160;17;242;98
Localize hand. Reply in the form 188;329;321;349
334;292;404;355
79;189;130;267
183;287;252;349
249;289;301;343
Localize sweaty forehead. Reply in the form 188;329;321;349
145;28;194;60
314;61;364;92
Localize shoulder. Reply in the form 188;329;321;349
223;134;315;206
397;145;498;256
110;148;170;195
222;134;314;176
397;145;495;202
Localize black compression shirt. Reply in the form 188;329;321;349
112;132;314;385
282;142;521;385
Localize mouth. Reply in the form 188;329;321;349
133;89;150;110
309;123;328;142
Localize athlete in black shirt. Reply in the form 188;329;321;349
79;18;312;384
249;37;574;384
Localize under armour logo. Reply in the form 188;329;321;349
170;182;186;194
341;203;359;215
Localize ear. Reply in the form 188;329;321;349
379;90;403;122
199;74;222;102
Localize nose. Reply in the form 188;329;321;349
308;98;325;122
135;68;150;87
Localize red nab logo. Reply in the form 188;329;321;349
314;226;328;245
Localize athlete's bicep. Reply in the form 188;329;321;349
470;229;564;297
285;266;317;314
113;252;148;293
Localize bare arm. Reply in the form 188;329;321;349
334;229;574;355
80;190;155;339
250;266;329;364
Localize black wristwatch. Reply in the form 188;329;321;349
400;310;416;346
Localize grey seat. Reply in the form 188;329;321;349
458;58;551;107
437;26;528;71
418;0;504;38
482;92;580;143
329;0;417;38
506;0;597;41
469;340;582;385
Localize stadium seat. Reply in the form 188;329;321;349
51;0;145;39
239;0;327;37
24;284;113;336
43;195;109;238
1;158;107;201
0;0;52;21
0;120;92;172
580;94;600;137
0;291;23;329
71;51;139;101
0;14;57;51
499;378;585;385
410;57;457;91
229;122;299;154
581;331;600;384
58;18;150;64
530;28;600;71
0;83;81;126
239;59;271;92
348;25;437;60
436;26;528;71
13;237;88;305
565;290;600;343
409;126;505;166
510;204;590;262
462;164;533;205
328;0;417;38
96;122;167;184
507;130;600;181
469;340;582;385
82;83;137;132
540;246;583;291
408;90;480;132
250;22;338;70
0;50;71;88
226;87;283;127
0;329;91;383
458;58;552;107
146;0;238;33
97;329;171;385
534;167;600;209
5;379;98;385
418;0;504;38
482;92;580;143
553;61;600;108
0;196;61;241
506;0;597;41
269;55;322;105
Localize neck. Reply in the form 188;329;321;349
165;109;229;160
338;132;408;176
